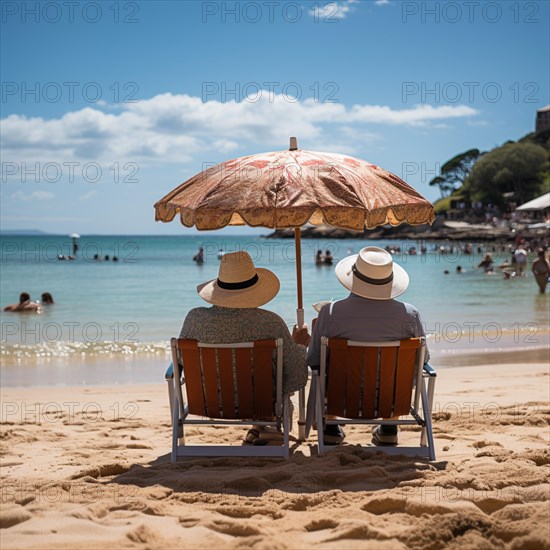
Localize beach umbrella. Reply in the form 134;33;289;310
154;138;434;325
69;233;80;258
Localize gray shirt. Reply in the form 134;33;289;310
307;293;428;367
179;305;307;393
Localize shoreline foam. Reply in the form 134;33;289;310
1;329;548;387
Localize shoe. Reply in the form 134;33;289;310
243;426;283;446
243;427;262;445
372;425;398;446
256;426;284;445
323;424;345;445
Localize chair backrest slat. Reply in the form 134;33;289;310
201;347;221;417
393;338;421;416
362;347;379;418
324;337;422;420
378;347;398;418
345;346;364;418
176;340;206;416
252;340;275;418
326;339;348;417
177;338;279;420
217;348;236;418
235;348;254;418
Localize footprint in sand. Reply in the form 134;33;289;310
471;440;503;449
70;463;130;479
305;519;339;531
361;497;406;515
214;506;283;520
178;517;201;527
281;494;325;511
126;524;159;544
0;505;32;528
207;519;261;537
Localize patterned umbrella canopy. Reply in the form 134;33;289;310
155;139;434;325
155;142;434;231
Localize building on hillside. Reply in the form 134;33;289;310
515;192;550;222
536;105;550;133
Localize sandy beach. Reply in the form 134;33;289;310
3;0;549;548
1;360;548;549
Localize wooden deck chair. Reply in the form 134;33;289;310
165;337;290;461
312;337;437;460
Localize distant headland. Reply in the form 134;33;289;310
0;229;54;236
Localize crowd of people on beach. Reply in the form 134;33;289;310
3;235;125;317
436;240;549;292
472;241;549;291
58;254;119;261
193;246;339;266
407;234;550;292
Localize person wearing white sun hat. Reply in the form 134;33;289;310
179;251;310;443
307;246;428;446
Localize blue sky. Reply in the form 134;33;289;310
1;0;548;234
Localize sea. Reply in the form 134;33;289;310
1;234;548;387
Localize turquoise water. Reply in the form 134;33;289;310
1;235;548;383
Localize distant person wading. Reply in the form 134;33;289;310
532;249;550;294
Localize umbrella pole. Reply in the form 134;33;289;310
294;227;304;327
294;226;306;442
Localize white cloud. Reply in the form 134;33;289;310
211;139;240;153
11;191;54;201
0;93;478;167
349;104;476;125
375;0;390;6
310;0;358;20
79;190;97;201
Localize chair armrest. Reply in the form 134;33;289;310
165;363;174;380
423;363;437;377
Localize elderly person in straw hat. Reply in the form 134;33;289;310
179;251;310;443
307;246;428;446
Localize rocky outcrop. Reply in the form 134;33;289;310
264;219;546;241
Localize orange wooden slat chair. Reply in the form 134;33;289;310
166;337;290;460
312;336;437;460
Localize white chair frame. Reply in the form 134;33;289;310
166;338;290;461
313;337;437;460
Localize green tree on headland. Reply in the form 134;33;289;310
429;148;480;198
464;142;548;207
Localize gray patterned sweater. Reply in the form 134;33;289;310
179;306;307;393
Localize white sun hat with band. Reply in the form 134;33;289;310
335;246;409;300
197;251;280;308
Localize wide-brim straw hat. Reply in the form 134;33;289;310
335;246;409;300
197;251;280;308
